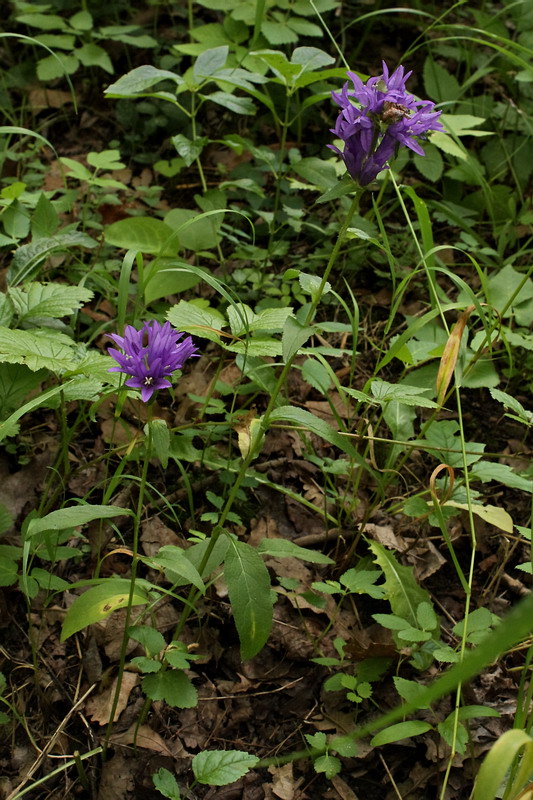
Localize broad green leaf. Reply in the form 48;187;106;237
152;767;181;800
0;556;18;587
301;358;332;393
413;143;444;182
313;754;341;779
423;420;485;467
146;418;170;469
224;537;273;660
164;208;220;251
299;271;331;299
192;750;259;786
292;157;337;189
470;461;532;493
142;669;197;708
87;150;125;170
282;316;313;363
69;10;93;30
0;363;45;416
167;300;227;344
171;134;208;167
31;193;59;238
128;625;165;656
104;65;183;97
394;677;432;707
27;504;133;538
105;217;175;255
16;13;67;30
61;579;151;640
36;52;78;80
369;541;435;635
371;720;433;746
8;232;97;286
194;45;228;80
423;57;460;103
142;545;205;593
444;502;513;533
144;260;200;305
76;43;113;73
205;91;255;115
0;327;78;373
256;538;333;564
9;282;93;321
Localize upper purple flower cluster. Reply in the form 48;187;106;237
108;320;198;402
329;62;444;186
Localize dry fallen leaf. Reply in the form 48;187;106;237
110;723;180;757
85;672;138;725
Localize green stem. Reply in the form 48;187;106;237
102;412;153;757
173;188;362;641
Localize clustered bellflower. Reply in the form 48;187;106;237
107;320;198;402
329;61;444;186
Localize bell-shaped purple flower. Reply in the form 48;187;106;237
329;61;444;186
107;320;198;402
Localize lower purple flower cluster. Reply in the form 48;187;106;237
108;320;198;402
329;62;444;186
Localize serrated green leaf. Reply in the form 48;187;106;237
0;363;45;416
0;327;78;373
31;193;59;238
192;750;258;786
301;358;332;393
167;300;227;344
0;557;18;587
313;754;341;779
143;545;205;593
8;232;97;286
142;669;197;708
224;538;273;660
61;579;151;640
9;282;93;322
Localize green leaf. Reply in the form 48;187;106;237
144;260;200;306
104;65;183;97
394;677;432;707
142;669;197;708
61;579;151;640
167;300;227;344
31;193;59;238
413;143;444;182
192;750;259;786
0;556;18;587
194;45;228;80
313;754;341;779
164;208;220;251
8;232;97;286
76;43;113;73
261;22;298;45
87;150;125;171
205;91;255;115
371;720;433;746
470;461;531;493
282;316;313;363
0;363;45;417
9;282;93;322
152;767;182;800
301;358;332;393
269;405;359;462
128;625;165;656
105;217;175;255
330;735;358;757
299;271;331;299
171;134;208;168
28;504;132;538
224;537;273;660
16;13;67;30
369;541;435;635
423;57;460;103
256;538;333;564
142;545;205;593
145;418;170;469
0;327;78;373
37;53;79;81
69;10;93;30
423;420;485;467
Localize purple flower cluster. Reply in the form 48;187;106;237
329;62;444;186
108;320;198;402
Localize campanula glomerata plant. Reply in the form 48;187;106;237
329;61;444;186
108;320;198;402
